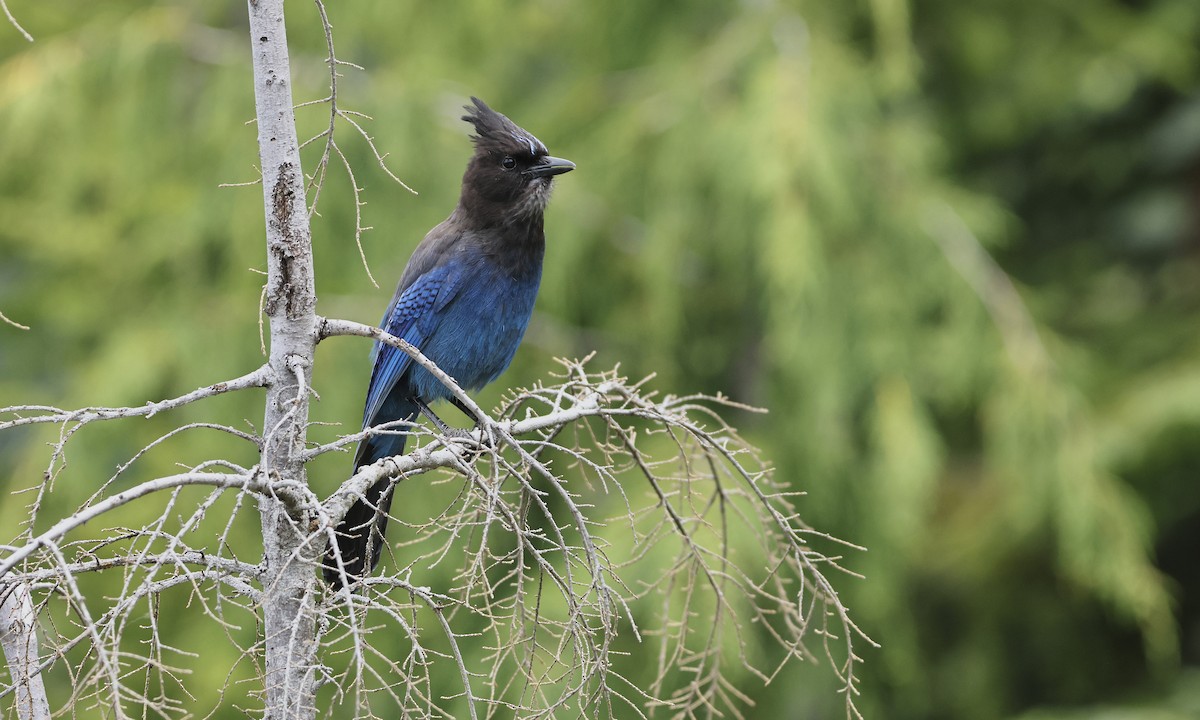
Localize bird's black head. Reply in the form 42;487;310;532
457;97;574;225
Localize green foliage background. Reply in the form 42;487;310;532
2;0;1200;717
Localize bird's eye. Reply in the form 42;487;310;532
501;156;517;170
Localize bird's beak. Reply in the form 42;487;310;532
527;156;575;178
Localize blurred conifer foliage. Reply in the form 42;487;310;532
2;1;1199;718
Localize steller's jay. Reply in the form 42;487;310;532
324;98;574;589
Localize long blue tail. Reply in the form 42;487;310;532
324;400;418;589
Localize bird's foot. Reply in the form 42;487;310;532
441;424;482;443
439;424;495;464
414;397;493;457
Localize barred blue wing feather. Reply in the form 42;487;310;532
361;264;462;428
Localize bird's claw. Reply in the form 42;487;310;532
440;423;496;460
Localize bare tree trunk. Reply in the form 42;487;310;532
0;585;50;720
246;1;319;717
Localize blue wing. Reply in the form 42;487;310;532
362;263;463;427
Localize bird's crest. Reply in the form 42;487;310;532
462;97;547;157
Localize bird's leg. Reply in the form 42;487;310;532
413;397;467;437
413;397;493;450
449;396;497;448
448;396;481;426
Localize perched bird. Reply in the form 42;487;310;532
324;98;574;589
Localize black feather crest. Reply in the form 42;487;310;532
462;97;547;156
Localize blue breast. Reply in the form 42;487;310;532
405;262;541;402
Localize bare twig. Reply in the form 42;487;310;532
0;0;32;43
0;471;260;580
299;0;411;287
0;365;272;432
0;309;29;330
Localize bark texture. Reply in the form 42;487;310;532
246;1;320;717
0;585;50;720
